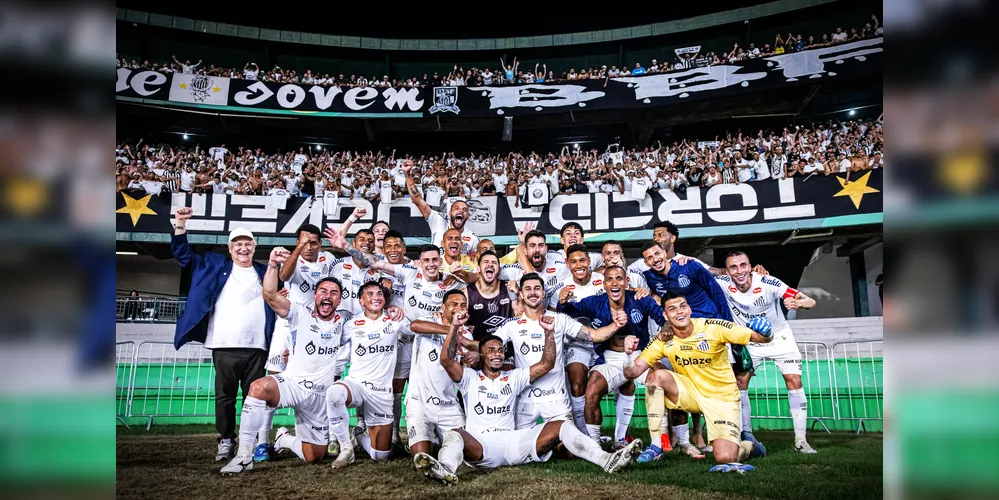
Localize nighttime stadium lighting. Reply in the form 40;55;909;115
574;143;579;149
316;144;322;151
116;251;138;255
849;109;856;116
183;133;188;140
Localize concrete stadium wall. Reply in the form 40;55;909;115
117;258;181;296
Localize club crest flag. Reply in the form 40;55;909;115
169;73;230;106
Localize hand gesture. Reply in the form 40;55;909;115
783;296;800;310
672;255;691;266
517;221;536;246
452;309;469;327
753;264;769;276
442;274;460;288
558;285;574;305
623;335;640;355
506;280;519;295
748;316;773;338
612;309;629;328
352;207;367;219
269;247;291;265
401;159;413;173
539;314;555;333
657;323;675;343
175;206;193;223
386;305;405;321
634;287;650;300
323;227;347;249
279;288;289;298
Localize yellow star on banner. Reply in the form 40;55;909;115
213;86;221;92
116;192;158;226
939;150;987;195
179;82;187;89
833;171;880;209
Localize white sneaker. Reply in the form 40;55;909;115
215;439;234;461
678;443;706;459
604;438;643;473
413;452;458;485
331;442;355;468
795;439;818;454
220;455;252;475
272;427;291;454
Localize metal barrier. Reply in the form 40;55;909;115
116;341;136;428
116;297;187;323
830;339;884;433
746;340;837;433
127;341;293;429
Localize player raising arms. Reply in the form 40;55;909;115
717;251;818;453
622;292;773;473
325;282;405;467
413;306;643;485
220;247;348;474
403;160;478;255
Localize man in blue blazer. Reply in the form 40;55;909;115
172;207;276;461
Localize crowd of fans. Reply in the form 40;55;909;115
116;116;883;206
117;15;881;89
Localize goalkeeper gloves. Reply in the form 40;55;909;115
747;316;773;338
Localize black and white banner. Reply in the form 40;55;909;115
117;170;883;241
116;38;882;118
675;45;701;56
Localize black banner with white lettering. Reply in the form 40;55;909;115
116;38;882;118
116;170;882;242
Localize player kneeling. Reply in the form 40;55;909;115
622;292;773;472
413;315;642;485
221;248;348;474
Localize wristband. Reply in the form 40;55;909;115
267;263;279;269
346;215;358;223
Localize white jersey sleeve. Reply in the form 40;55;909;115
426;210;449;248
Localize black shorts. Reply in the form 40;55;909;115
731;344;755;374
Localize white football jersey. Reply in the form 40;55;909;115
549;272;605;349
342;313;401;393
408;314;472;412
457;366;531;434
628;253;710;274
285;251;336;305
281;303;347;393
555;249;604;271
499;250;566;305
393;264;465;339
493;313;582;403
427;209;479;255
715;273;798;343
378;261;408;309
329;257;381;318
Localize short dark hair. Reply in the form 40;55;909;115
442;289;465;304
641;241;664;254
524;230;547;244
565;244;589;259
725;250;750;265
519;272;545;290
355;229;375;239
297;224;321;238
560;222;584;238
383;230;405;243
315;277;343;294
663;291;687;303
477;249;499;265
603;265;626;278
417;244;440;257
358;281;384;298
372;220;391;231
653;221;679;238
479;334;504;351
602;240;623;252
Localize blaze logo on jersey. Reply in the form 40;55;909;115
678;275;691;288
354;319;365;326
355;344;366;357
305;341;316;355
428;349;438;362
408;297;418;307
474;402;484;415
696;340;710;352
300;282;310;292
520;342;530;355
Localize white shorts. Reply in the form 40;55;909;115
266;318;291;373
515;396;572;429
394;341;412;379
405;395;465;445
565;343;596;368
272;374;328;445
469;426;552;469
338;378;394;426
591;350;639;392
748;334;802;376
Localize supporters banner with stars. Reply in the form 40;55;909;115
116;169;882;244
115;38;882;118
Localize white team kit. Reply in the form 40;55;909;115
716;273;803;375
391;264;465;378
493;313;584;428
427;209;479;255
329;258;382;319
499;250;567;305
456;366;553;468
338;313;403;426
405;315;469;445
548;272;605;368
267;251;336;373
271;303;347;445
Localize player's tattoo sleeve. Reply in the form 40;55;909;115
574;328;593;342
446;325;460;360
345;246;376;268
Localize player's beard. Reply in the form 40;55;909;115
316;298;337;319
530;253;545;270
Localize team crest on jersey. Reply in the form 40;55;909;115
696;340;710;352
344;264;353;270
752;287;762;294
630;310;643;324
754;297;767;307
501;384;512;395
678;275;691;288
593;280;602;285
487;301;498;314
354;319;365;326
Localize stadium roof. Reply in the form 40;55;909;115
114;2;775;39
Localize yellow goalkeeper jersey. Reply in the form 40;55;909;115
639;318;753;402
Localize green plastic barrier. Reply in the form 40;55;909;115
117;358;883;432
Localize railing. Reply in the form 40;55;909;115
115;338;883;433
116;297;187;323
